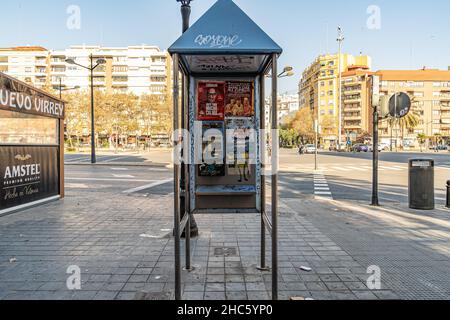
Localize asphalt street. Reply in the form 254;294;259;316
64;148;450;206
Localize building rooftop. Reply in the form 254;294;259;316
376;69;450;81
0;46;48;52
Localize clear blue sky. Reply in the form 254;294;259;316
2;0;449;92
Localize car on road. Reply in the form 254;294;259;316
304;144;317;154
352;143;369;152
368;142;390;152
329;144;347;152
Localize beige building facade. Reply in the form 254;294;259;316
299;53;372;147
376;69;450;148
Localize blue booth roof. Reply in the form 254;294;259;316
169;0;282;74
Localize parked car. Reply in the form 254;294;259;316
352;143;369;152
304;144;317;154
437;145;449;151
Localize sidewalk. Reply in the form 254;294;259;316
1;184;449;300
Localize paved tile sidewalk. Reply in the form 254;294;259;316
0;185;430;300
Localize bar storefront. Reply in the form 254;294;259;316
0;72;65;216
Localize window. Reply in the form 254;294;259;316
113;76;128;82
433;110;440;116
0;110;58;145
329;80;334;86
328;110;334;115
0;56;8;63
113;66;128;72
25;67;32;73
320;81;325;87
413;92;424;97
0;66;8;72
433;82;441;87
433;92;440;97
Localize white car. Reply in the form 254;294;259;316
369;143;390;152
304;144;317;154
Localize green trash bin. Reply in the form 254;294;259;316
408;159;434;210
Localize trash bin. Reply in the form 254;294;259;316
408;159;434;210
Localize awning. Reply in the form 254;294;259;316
168;0;282;74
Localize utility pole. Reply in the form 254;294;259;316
177;0;198;238
371;75;380;206
337;26;344;150
314;119;318;171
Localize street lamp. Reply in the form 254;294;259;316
66;54;106;164
267;66;295;78
177;0;193;33
337;26;345;150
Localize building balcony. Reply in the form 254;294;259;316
343;98;361;104
35;60;47;66
344;115;362;120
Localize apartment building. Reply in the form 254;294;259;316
0;45;171;96
341;65;374;139
299;53;372;147
0;47;50;89
375;68;450;147
264;93;300;126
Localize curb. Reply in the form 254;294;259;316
65;162;172;168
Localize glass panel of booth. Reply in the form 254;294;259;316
0;109;59;146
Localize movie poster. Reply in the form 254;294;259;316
226;118;255;180
198;121;225;177
197;82;225;121
225;81;254;117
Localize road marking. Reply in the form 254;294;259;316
313;173;333;200
330;167;351;172
123;179;173;194
66;177;155;182
347;166;367;172
380;166;402;171
111;167;129;171
112;174;135;178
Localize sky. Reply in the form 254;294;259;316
1;0;450;92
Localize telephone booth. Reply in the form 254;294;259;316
169;0;282;300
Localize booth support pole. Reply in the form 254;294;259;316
271;54;279;301
173;54;182;300
184;74;191;271
89;54;96;164
259;74;267;271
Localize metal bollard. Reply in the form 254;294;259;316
447;181;450;208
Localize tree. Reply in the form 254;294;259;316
289;107;314;144
417;133;426;152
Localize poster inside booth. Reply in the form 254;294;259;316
195;79;258;211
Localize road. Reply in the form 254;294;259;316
64;149;450;206
279;149;450;205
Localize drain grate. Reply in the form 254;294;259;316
214;247;237;257
134;291;173;300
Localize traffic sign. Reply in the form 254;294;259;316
389;92;411;118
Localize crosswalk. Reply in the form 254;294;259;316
313;172;333;200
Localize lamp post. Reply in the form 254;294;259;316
176;0;198;238
337;26;344;150
66;55;106;164
177;0;193;33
